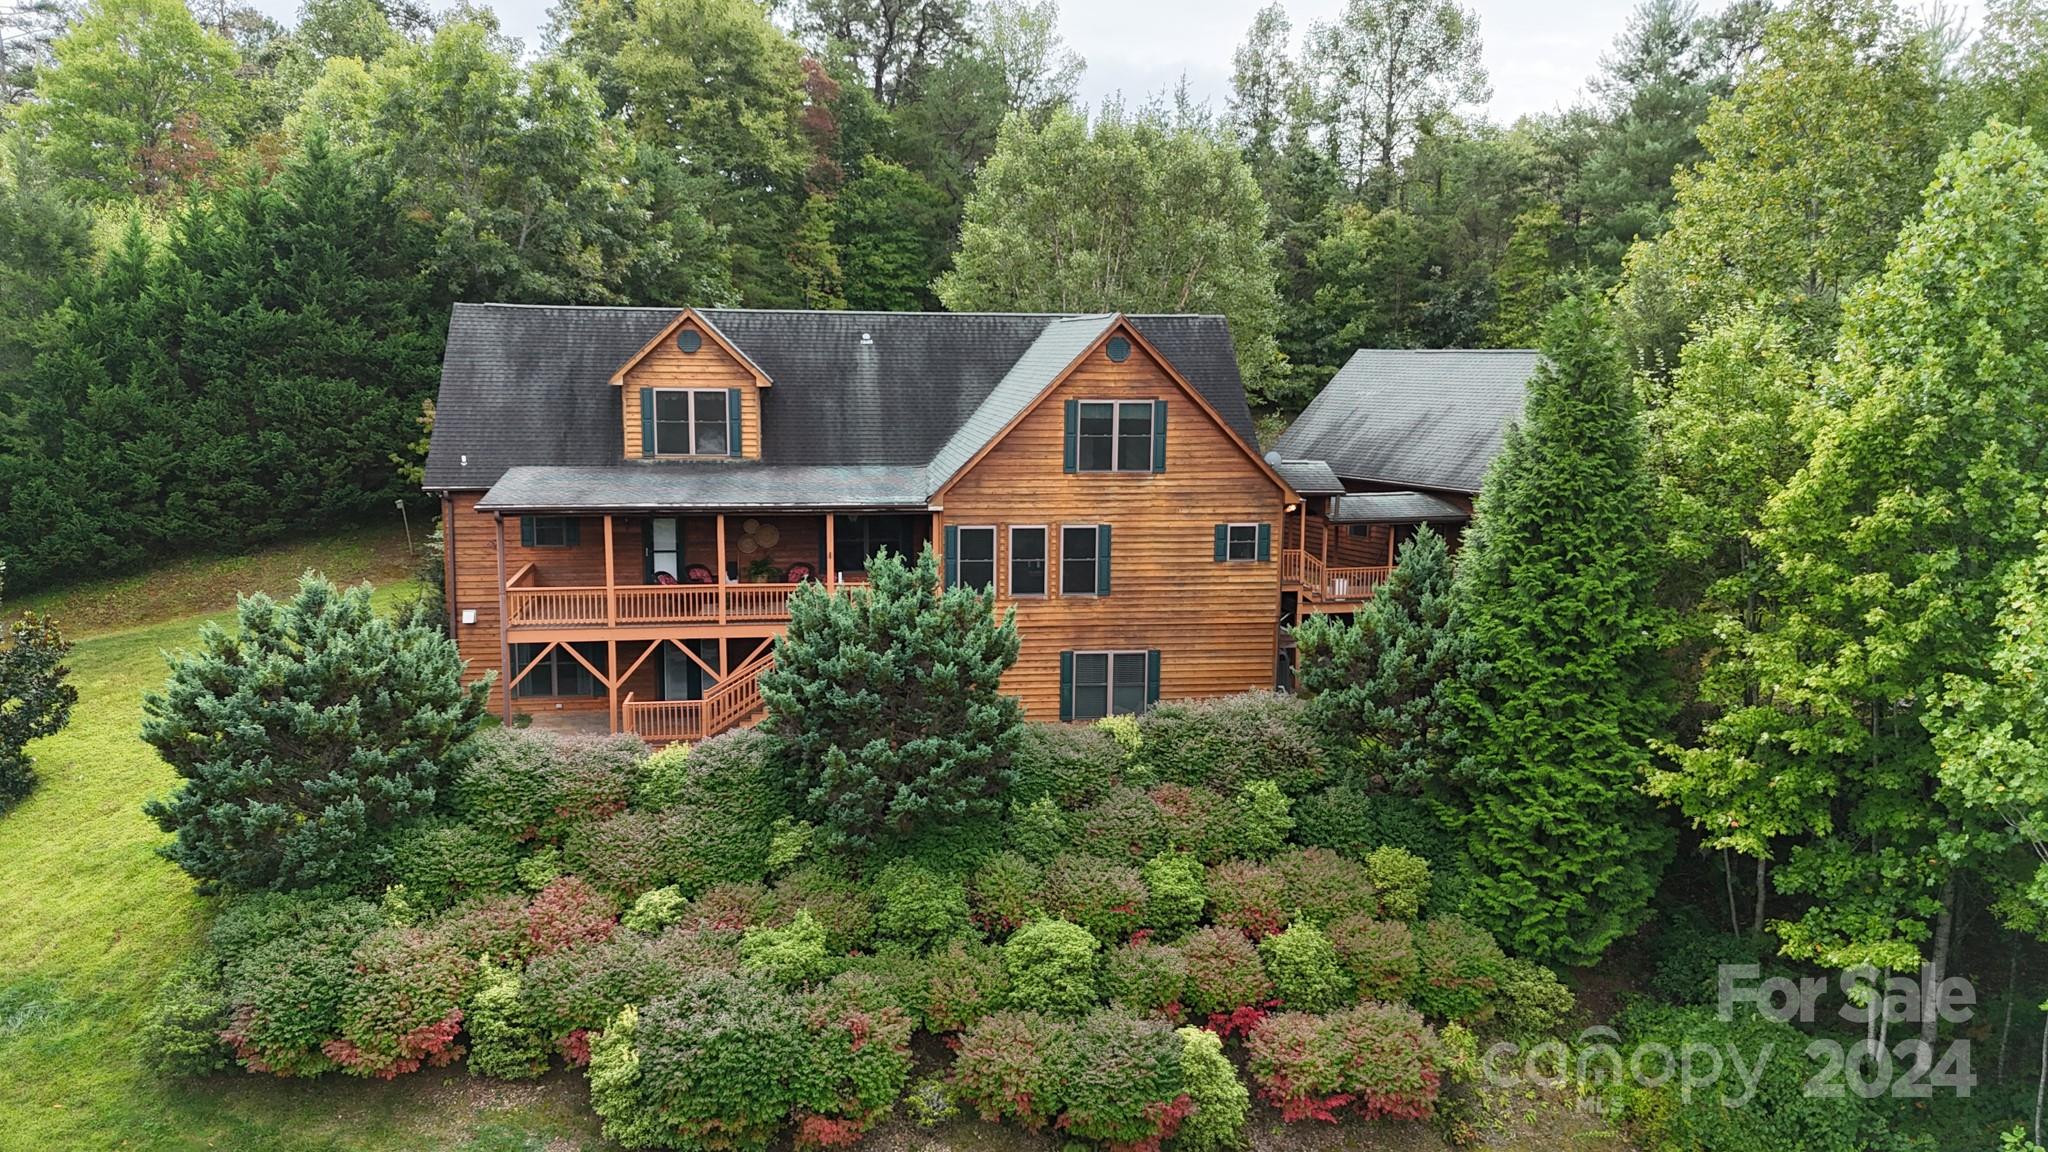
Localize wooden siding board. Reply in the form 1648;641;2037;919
620;318;763;460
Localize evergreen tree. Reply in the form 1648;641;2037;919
143;573;488;891
1452;297;1672;966
0;559;75;809
1292;525;1474;793
761;545;1022;851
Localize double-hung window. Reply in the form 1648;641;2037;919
652;388;731;456
1076;400;1155;472
1071;651;1150;720
954;526;996;591
510;642;607;698
1223;523;1258;561
522;516;579;547
1009;526;1047;596
1062;524;1106;595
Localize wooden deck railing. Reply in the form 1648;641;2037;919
509;580;836;628
622;647;774;743
1280;549;1390;604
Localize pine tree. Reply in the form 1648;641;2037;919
1452;296;1672;966
760;545;1023;851
142;574;489;891
1293;525;1474;793
0;559;75;809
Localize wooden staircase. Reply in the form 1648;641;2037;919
622;646;773;743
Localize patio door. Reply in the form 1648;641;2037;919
659;639;719;701
646;517;680;581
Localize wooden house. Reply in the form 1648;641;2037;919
425;306;1305;741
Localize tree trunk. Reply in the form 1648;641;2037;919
1753;856;1767;935
2035;1006;2046;1147
1922;875;1955;1048
1999;951;2018;1080
1723;850;1741;935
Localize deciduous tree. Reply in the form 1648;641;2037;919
0;560;75;809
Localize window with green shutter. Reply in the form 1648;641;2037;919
1216;523;1258;562
650;388;734;456
1071;400;1160;472
1063;649;1155;720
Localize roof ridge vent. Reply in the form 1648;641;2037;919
860;331;873;345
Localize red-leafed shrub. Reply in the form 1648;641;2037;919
1074;785;1165;861
1409;916;1506;1021
773;862;878;954
1041;853;1149;940
1203;859;1286;938
1327;915;1419;1000
951;1010;1074;1129
454;730;640;845
1246;1003;1441;1123
1272;848;1379;923
1179;926;1271;1022
1102;938;1186;1017
325;926;476;1078
526;876;617;954
1147;784;1235;862
687;881;781;930
214;895;386;1077
1057;1009;1190;1152
797;974;917;1144
520;925;741;1053
925;938;1011;1032
968;851;1043;935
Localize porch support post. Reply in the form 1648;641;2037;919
1387;525;1396;567
604;514;616;625
494;512;512;724
824;513;836;591
715;513;728;625
607;638;619;733
1319;511;1330;568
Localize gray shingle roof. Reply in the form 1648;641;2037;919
475;464;931;512
925;315;1117;492
1327;491;1470;524
1264;455;1345;495
424;305;1258;492
1273;349;1540;495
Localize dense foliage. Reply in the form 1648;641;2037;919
0;560;75;807
142;574;488;890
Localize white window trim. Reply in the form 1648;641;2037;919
1072;648;1151;720
953;524;998;592
1059;523;1103;597
1223;521;1259;562
651;387;733;457
1075;398;1158;473
1008;524;1048;598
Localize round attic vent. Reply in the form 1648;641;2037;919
677;328;703;353
1106;335;1131;362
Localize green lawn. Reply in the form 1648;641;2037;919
0;531;604;1151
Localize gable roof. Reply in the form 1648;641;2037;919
924;314;1118;493
607;307;773;387
1273;349;1540;495
424;305;1260;493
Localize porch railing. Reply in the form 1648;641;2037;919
508;580;828;628
1280;549;1390;604
622;646;774;743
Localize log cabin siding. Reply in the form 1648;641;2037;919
939;330;1286;720
620;317;763;460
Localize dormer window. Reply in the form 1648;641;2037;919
653;388;731;456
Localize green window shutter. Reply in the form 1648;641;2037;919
1063;399;1078;473
565;519;581;547
1152;400;1167;473
643;517;654;582
1257;522;1271;562
520;517;535;547
1146;649;1161;707
1213;524;1227;562
640;388;654;457
1059;651;1074;722
1096;524;1112;595
943;524;959;588
726;388;743;457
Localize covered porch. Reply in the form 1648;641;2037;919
1281;490;1471;611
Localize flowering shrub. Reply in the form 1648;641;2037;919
1003;917;1099;1015
1364;846;1432;920
1246;1003;1441;1122
742;909;836;987
1012;722;1123;806
1258;922;1352;1012
1135;693;1326;795
1102;938;1186;1017
924;938;1011;1032
873;859;972;950
586;970;815;1151
1058;1009;1190;1152
968;851;1044;934
1326;915;1419;1000
688;881;782;931
1137;852;1205;935
951;1010;1074;1129
326;925;474;1078
1272;847;1379;924
1178;925;1272;1023
774;862;878;954
454;730;640;846
1074;785;1166;861
1041;853;1149;940
798;974;917;1146
465;955;547;1080
1175;1026;1249;1152
1409;916;1506;1021
1006;796;1073;864
386;820;520;911
1148;784;1234;862
525;875;617;955
1203;859;1286;938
